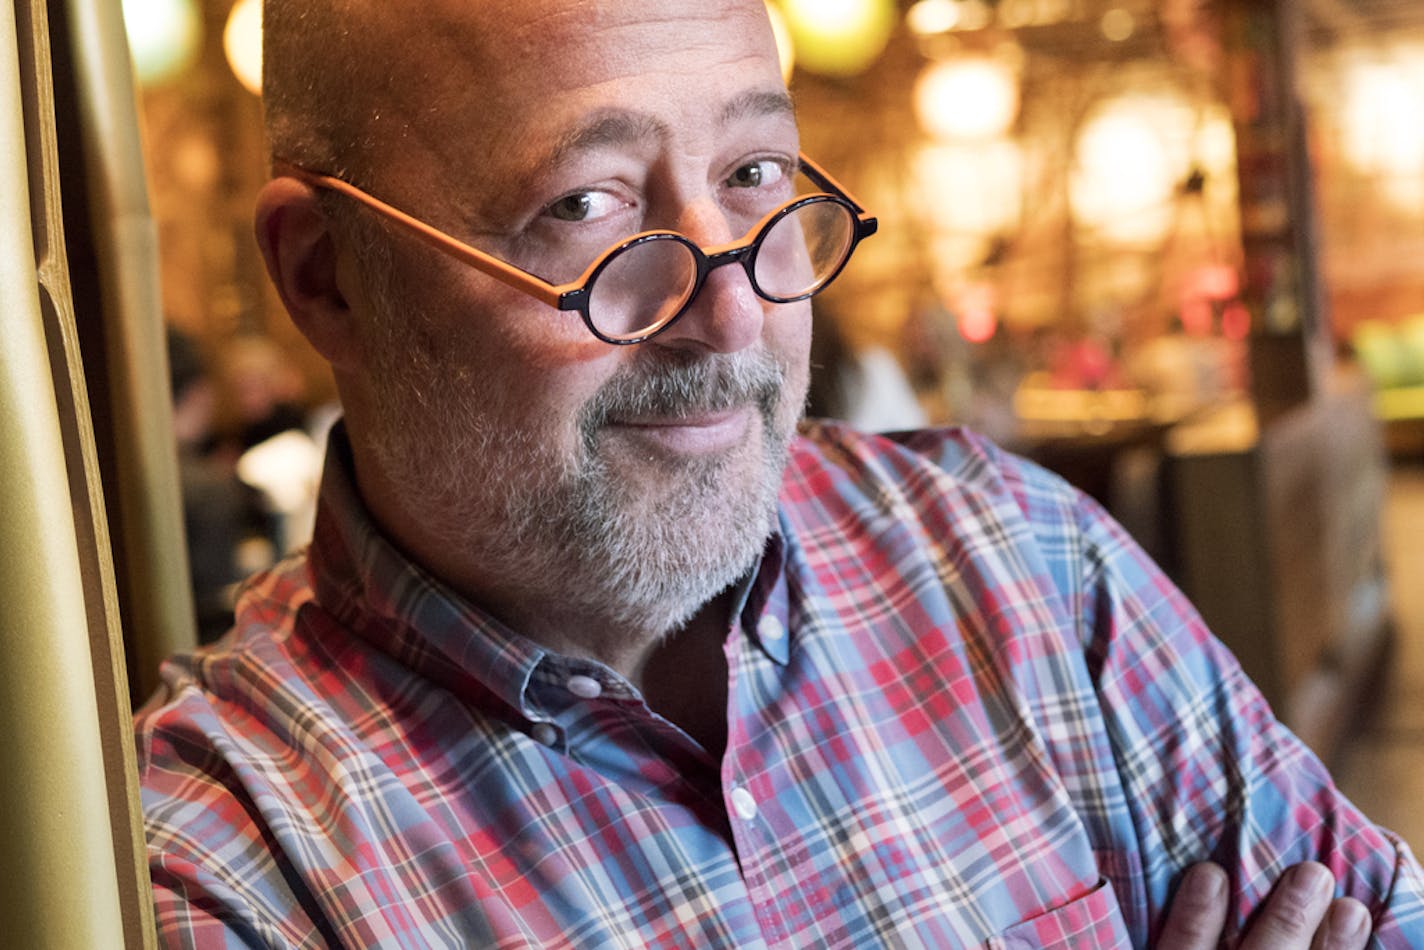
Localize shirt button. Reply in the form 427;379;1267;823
566;675;602;699
730;786;758;821
757;615;785;642
531;723;559;747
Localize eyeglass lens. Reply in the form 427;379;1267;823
587;198;858;342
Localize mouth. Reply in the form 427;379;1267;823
605;405;755;456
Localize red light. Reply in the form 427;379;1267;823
958;304;998;343
1222;301;1251;340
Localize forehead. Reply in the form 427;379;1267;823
365;0;786;182
490;0;775;68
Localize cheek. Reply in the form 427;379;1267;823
469;277;616;368
768;302;813;389
476;338;628;451
389;254;622;398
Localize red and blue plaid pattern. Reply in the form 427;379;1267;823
137;422;1424;948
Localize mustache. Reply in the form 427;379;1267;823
580;350;787;430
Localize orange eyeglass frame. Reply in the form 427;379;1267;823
272;152;877;321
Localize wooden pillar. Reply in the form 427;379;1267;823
1222;0;1333;424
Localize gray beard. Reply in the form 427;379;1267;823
358;260;799;638
472;349;793;634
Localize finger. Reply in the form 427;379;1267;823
1310;897;1372;950
1158;863;1230;950
1240;862;1335;949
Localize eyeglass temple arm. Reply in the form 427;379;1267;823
797;152;876;231
271;160;572;308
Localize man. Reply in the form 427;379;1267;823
136;0;1422;946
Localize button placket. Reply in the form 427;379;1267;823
729;785;759;822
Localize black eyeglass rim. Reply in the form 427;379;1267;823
563;192;878;346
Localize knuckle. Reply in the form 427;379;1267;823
1259;868;1331;936
1168;916;1221;943
1263;899;1315;936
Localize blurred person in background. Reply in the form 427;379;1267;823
215;334;310;455
167;326;272;643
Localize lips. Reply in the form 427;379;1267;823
580;349;785;458
606;405;755;455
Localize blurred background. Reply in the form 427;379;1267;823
118;0;1424;842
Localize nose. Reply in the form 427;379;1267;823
647;201;768;355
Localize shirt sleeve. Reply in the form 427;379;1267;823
149;859;285;950
1066;488;1424;947
138;689;329;950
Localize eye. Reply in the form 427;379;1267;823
727;159;787;190
545;190;626;223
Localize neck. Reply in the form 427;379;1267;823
501;581;738;759
634;595;734;758
525;585;738;686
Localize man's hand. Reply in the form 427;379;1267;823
1159;861;1372;949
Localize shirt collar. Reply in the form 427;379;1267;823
307;424;548;719
730;512;793;666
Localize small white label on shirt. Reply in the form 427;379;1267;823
730;786;758;821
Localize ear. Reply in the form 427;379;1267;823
254;177;360;370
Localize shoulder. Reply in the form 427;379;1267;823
137;553;314;707
780;420;1147;651
784;420;1089;544
133;552;343;819
134;553;372;942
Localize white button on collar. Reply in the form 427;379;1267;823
730;786;758;822
757;614;786;642
566;675;602;699
531;723;559;748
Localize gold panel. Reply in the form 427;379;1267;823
0;0;146;944
62;0;196;702
2;0;158;944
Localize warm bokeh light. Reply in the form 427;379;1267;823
1067;93;1230;245
765;1;795;82
1221;301;1251;341
1071;106;1174;244
914;141;1023;241
778;0;896;77
914;57;1019;141
224;0;263;96
956;284;999;343
1100;7;1136;42
121;0;202;86
1180;264;1241;335
1339;49;1424;210
906;0;962;35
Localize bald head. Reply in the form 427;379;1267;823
262;0;781;187
263;0;408;180
262;0;458;180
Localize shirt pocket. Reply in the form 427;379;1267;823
984;878;1132;950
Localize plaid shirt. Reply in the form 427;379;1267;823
137;422;1424;948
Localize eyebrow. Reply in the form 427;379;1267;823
719;88;797;128
546;112;671;171
542;88;798;172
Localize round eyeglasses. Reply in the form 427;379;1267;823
275;153;878;345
